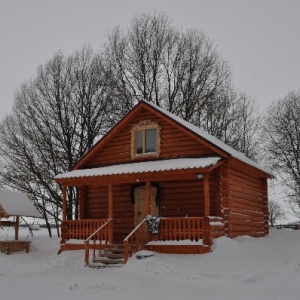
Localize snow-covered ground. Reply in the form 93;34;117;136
0;227;299;300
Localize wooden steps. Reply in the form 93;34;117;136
88;240;213;267
89;243;137;268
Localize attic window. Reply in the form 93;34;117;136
131;120;161;159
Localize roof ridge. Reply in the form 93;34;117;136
141;100;271;175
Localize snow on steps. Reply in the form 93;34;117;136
89;243;137;268
88;239;212;268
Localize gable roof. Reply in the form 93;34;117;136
0;190;42;218
143;100;270;175
70;100;270;176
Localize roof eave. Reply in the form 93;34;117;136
71;101;146;170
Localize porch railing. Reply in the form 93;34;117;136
123;216;214;263
61;219;111;244
159;217;204;241
61;216;222;264
84;218;113;266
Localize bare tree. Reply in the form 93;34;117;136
0;11;263;236
104;11;231;116
102;11;261;159
230;93;262;160
0;46;111;235
268;199;286;227
264;90;300;217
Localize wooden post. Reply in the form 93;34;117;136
203;216;213;247
84;240;90;266
146;181;151;215
204;173;210;217
62;185;67;221
60;186;67;247
14;216;20;240
108;184;113;244
79;186;86;219
124;240;129;264
146;181;151;242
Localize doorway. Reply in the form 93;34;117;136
134;185;158;241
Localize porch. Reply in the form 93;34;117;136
59;216;224;266
56;157;227;265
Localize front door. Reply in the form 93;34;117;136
134;185;158;241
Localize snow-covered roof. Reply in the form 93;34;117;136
144;100;270;175
55;157;221;179
0;190;42;218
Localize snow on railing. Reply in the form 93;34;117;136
159;217;204;241
61;219;110;241
123;216;215;263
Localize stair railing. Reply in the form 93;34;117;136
123;218;148;263
84;218;113;266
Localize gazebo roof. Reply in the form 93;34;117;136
0;190;42;218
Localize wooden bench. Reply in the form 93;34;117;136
0;240;31;255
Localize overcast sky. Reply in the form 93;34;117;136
1;0;299;121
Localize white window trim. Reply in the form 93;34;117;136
131;120;161;159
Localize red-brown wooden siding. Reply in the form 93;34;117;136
84;186;108;219
225;166;266;238
112;184;134;242
220;166;230;236
261;178;269;235
84;108;216;168
82;184;134;242
159;174;219;218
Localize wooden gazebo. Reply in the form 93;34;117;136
0;190;41;254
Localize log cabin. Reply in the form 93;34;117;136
55;100;271;265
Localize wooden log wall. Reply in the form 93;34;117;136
84;186;108;219
79;186;87;219
209;169;222;217
220;166;230;236
85;108;216;168
261;178;269;235
159;177;218;218
83;184;134;242
225;166;266;238
112;184;134;242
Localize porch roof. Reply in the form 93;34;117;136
55;157;221;180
